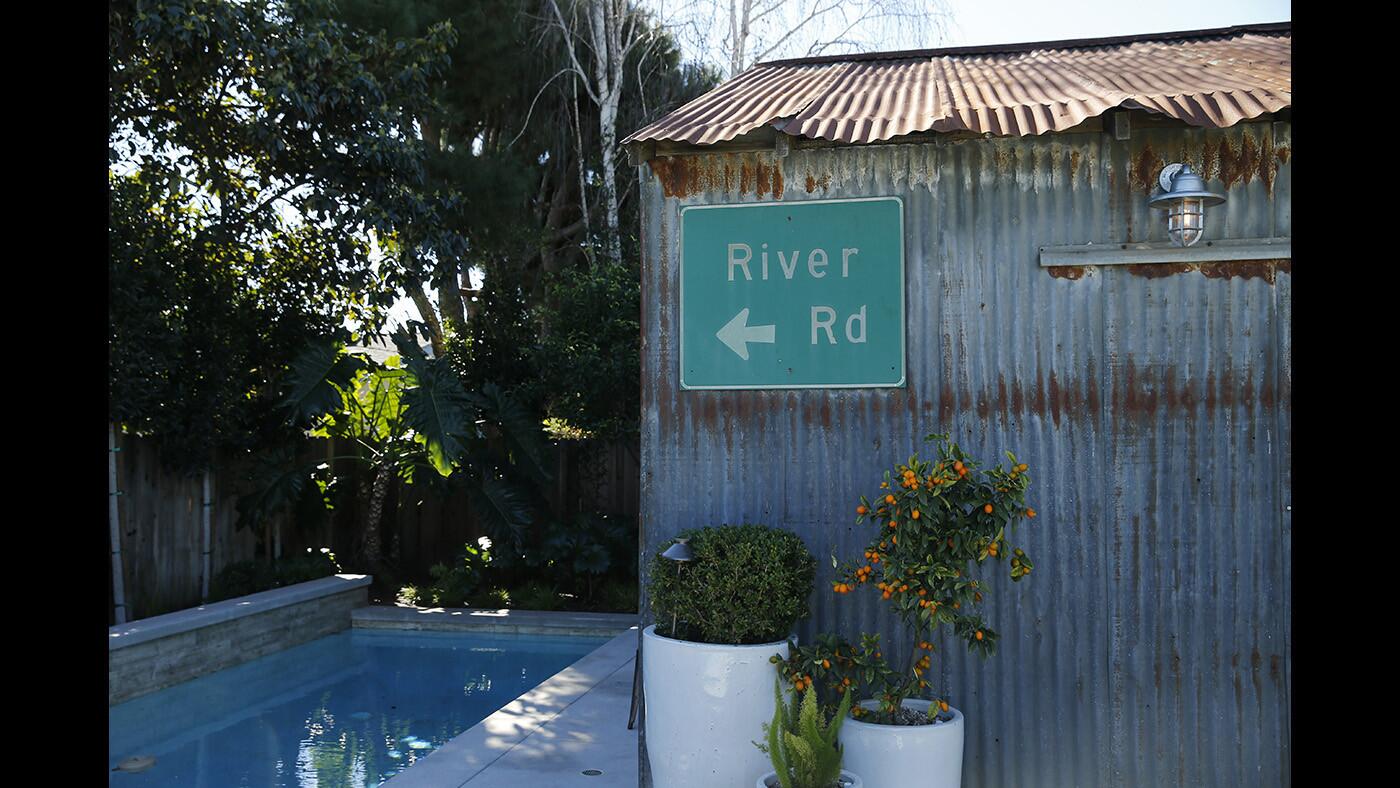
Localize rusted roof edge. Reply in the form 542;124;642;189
631;109;1286;160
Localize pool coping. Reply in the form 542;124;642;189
108;574;371;651
383;623;639;787
353;603;638;638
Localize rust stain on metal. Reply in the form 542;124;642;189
1217;134;1259;189
649;153;786;199
1132;142;1164;195
1046;371;1063;427
805;173;832;193
1198;259;1290;283
1045;265;1088;280
1256;131;1276;191
1200;138;1219;183
1121;259;1290;283
996;146;1015;175
1069;150;1082;181
1126;262;1195;279
1275;146;1290;164
648;156;698;198
648;156;683;197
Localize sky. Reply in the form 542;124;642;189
940;0;1288;48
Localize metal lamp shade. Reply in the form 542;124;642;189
660;538;693;562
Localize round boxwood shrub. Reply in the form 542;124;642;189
648;524;816;645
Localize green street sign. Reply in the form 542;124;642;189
679;197;905;390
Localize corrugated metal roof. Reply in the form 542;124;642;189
625;22;1289;145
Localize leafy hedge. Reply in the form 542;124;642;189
208;549;340;602
648;524;815;645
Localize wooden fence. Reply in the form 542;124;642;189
109;432;639;623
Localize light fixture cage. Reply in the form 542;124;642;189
1166;197;1206;247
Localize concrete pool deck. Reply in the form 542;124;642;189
375;607;640;787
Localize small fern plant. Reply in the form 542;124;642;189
754;674;855;788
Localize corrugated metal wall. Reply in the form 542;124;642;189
637;118;1290;787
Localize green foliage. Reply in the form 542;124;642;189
596;580;639;613
391;331;475;476
780;433;1038;724
108;0;463;473
536;512;634;581
467;586;513;608
511;580;560;611
209;548;341;602
648;525;815;645
250;333;552;562
454;264;539;399
396;583;423;606
756;676;853;788
412;540;493;607
530;260;641;441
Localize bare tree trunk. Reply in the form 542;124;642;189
550;0;652;264
405;278;447;357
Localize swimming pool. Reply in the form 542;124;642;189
108;628;611;786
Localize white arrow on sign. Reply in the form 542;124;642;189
716;308;776;360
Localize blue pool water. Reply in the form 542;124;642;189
109;628;610;787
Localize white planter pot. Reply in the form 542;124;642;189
838;699;964;788
757;769;863;788
642;624;790;788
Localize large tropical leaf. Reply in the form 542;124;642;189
468;473;535;549
282;342;367;426
235;448;326;531
573;542;611;575
349;365;409;443
469;382;552;482
394;329;475;476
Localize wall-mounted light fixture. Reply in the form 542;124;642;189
1149;163;1226;247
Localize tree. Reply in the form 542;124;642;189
266;329;554;576
666;0;952;78
545;0;663;263
109;0;462;472
341;0;714;439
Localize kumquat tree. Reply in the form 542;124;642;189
775;432;1038;724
